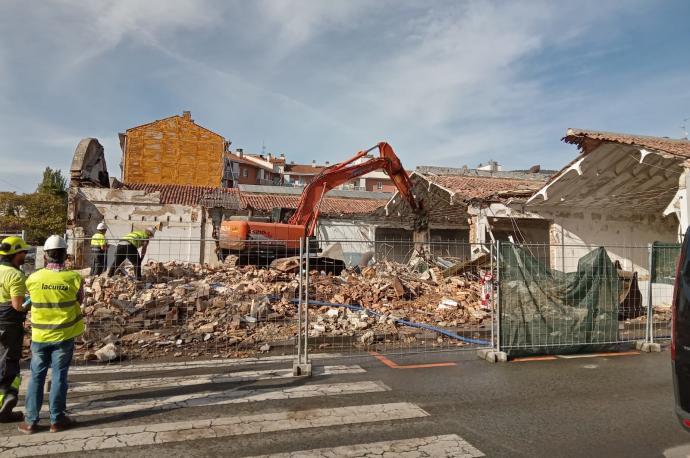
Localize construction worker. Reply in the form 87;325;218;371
89;222;108;276
0;236;30;423
19;235;83;434
107;227;155;280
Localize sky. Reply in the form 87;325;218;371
1;0;689;193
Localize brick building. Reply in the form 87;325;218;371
120;111;226;188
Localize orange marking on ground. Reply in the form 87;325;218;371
511;356;558;362
369;352;457;369
596;351;640;357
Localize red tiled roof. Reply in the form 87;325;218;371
241;193;385;215
122;183;240;206
564;128;690;158
424;174;543;200
121;182;381;215
284;163;327;175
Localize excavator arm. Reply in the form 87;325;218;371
218;142;421;263
288;142;420;236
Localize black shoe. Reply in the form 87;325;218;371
0;393;18;417
0;411;23;423
50;415;77;433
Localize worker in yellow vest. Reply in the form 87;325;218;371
89;222;108;276
19;235;83;435
106;227;155;280
0;236;31;423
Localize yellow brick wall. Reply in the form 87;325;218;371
123;116;224;187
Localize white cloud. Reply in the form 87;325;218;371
253;0;377;57
0;0;683;190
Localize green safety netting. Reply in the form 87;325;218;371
651;242;681;285
499;244;621;356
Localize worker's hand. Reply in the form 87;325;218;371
19;296;31;313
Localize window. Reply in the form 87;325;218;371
377;181;382;191
242;168;248;177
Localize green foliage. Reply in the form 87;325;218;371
0;169;68;244
37;167;67;197
0;192;23;233
21;192;67;244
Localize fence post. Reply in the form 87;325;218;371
296;237;304;365
646;243;654;344
490;242;494;350
304;237;310;364
495;239;501;353
293;237;312;376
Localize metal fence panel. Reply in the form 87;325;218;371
497;242;657;355
65;237;301;364
300;239;494;358
649;242;679;341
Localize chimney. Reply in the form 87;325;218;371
325;161;330;166
291;161;295;164
268;153;273;161
236;148;243;158
280;153;285;159
182;111;192;122
312;160;317;168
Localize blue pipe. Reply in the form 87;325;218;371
290;298;490;346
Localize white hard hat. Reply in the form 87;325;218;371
44;235;67;251
96;222;107;231
145;227;156;235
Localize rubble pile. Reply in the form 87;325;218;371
309;261;490;339
73;257;491;361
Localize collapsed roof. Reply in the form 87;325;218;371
527;128;690;213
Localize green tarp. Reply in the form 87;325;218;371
499;244;620;356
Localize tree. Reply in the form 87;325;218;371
0;169;69;244
21;192;66;244
37;167;67;197
0;192;24;234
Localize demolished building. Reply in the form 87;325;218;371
67;138;390;268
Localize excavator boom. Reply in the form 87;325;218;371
288;142;419;236
219;142;420;264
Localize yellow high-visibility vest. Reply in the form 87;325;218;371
90;233;106;248
123;230;148;249
26;269;84;343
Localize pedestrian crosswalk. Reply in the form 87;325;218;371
1;356;485;457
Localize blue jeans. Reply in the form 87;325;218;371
24;339;74;425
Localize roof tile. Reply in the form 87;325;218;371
564;128;690;158
424;174;543;200
121;182;383;215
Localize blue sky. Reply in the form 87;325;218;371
1;0;689;192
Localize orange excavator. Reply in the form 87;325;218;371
218;142;421;269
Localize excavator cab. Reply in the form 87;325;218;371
271;207;295;224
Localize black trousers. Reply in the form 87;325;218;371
0;325;22;398
107;243;142;279
90;249;107;276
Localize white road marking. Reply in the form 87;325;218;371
664;444;690;458
64;353;345;375
248;434;485;458
19;353;346;379
63;365;364;393
68;380;390;416
0;402;428;457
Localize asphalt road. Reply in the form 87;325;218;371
0;348;688;457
